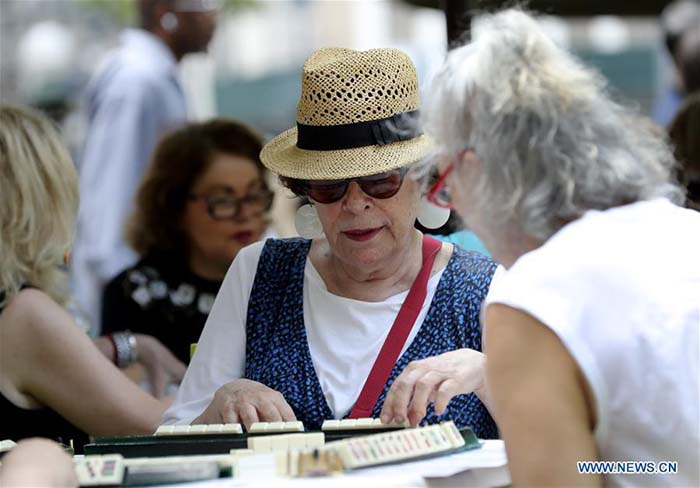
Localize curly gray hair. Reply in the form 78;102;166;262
423;9;683;241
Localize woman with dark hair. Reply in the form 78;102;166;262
102;119;273;371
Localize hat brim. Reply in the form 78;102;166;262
260;127;434;180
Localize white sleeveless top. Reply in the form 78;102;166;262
486;199;700;487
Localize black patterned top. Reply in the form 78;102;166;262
102;255;221;364
244;238;499;438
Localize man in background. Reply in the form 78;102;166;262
653;0;700;125
72;0;218;329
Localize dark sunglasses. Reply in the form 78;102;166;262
281;167;409;204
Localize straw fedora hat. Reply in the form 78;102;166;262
260;47;433;180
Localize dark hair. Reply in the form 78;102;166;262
660;0;700;58
138;0;174;31
669;93;700;208
128;118;267;258
678;27;700;93
278;176;306;197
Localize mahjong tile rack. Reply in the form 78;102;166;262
82;418;470;459
75;421;481;485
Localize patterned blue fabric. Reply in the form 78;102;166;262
244;238;498;439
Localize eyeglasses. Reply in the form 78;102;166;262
188;190;273;220
426;163;455;209
282;167;409;204
426;148;473;209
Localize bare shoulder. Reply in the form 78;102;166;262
484;304;577;393
485;304;569;359
0;288;85;365
3;287;60;311
0;289;73;404
1;288;69;337
485;304;597;427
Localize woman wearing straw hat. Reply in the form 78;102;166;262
163;48;498;437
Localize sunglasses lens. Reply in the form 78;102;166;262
306;181;349;204
290;169;405;204
358;169;404;199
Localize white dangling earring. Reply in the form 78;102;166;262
295;204;324;239
160;12;179;32
416;197;451;229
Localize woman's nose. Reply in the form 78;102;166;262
233;203;261;223
342;181;372;213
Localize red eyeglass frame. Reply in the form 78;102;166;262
426;148;473;209
426;162;456;209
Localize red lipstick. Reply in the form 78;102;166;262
342;227;383;242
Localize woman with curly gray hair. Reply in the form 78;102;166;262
423;9;700;487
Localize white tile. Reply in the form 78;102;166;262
283;421;304;432
266;421;286;432
321;419;340;431
248;436;272;452
221;423;243;434
248;422;268;433
304;432;325;449
339;419;357;429
270;435;290;451
154;425;175;436
355;418;373;429
188;425;207;434
171;425;190;434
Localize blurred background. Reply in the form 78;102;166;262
2;0;698;340
1;0;694;145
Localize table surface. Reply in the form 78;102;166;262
148;439;510;488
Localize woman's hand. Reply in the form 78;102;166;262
380;349;488;427
134;334;187;398
193;379;297;429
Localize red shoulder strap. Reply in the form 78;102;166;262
348;235;443;418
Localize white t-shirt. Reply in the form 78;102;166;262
486;199;700;487
163;240;447;424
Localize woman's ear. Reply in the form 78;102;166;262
461;148;480;166
457;148;482;180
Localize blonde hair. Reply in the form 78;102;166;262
0;105;78;307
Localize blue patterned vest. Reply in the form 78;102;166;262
244;238;498;439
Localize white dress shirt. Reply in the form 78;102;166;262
71;29;188;331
